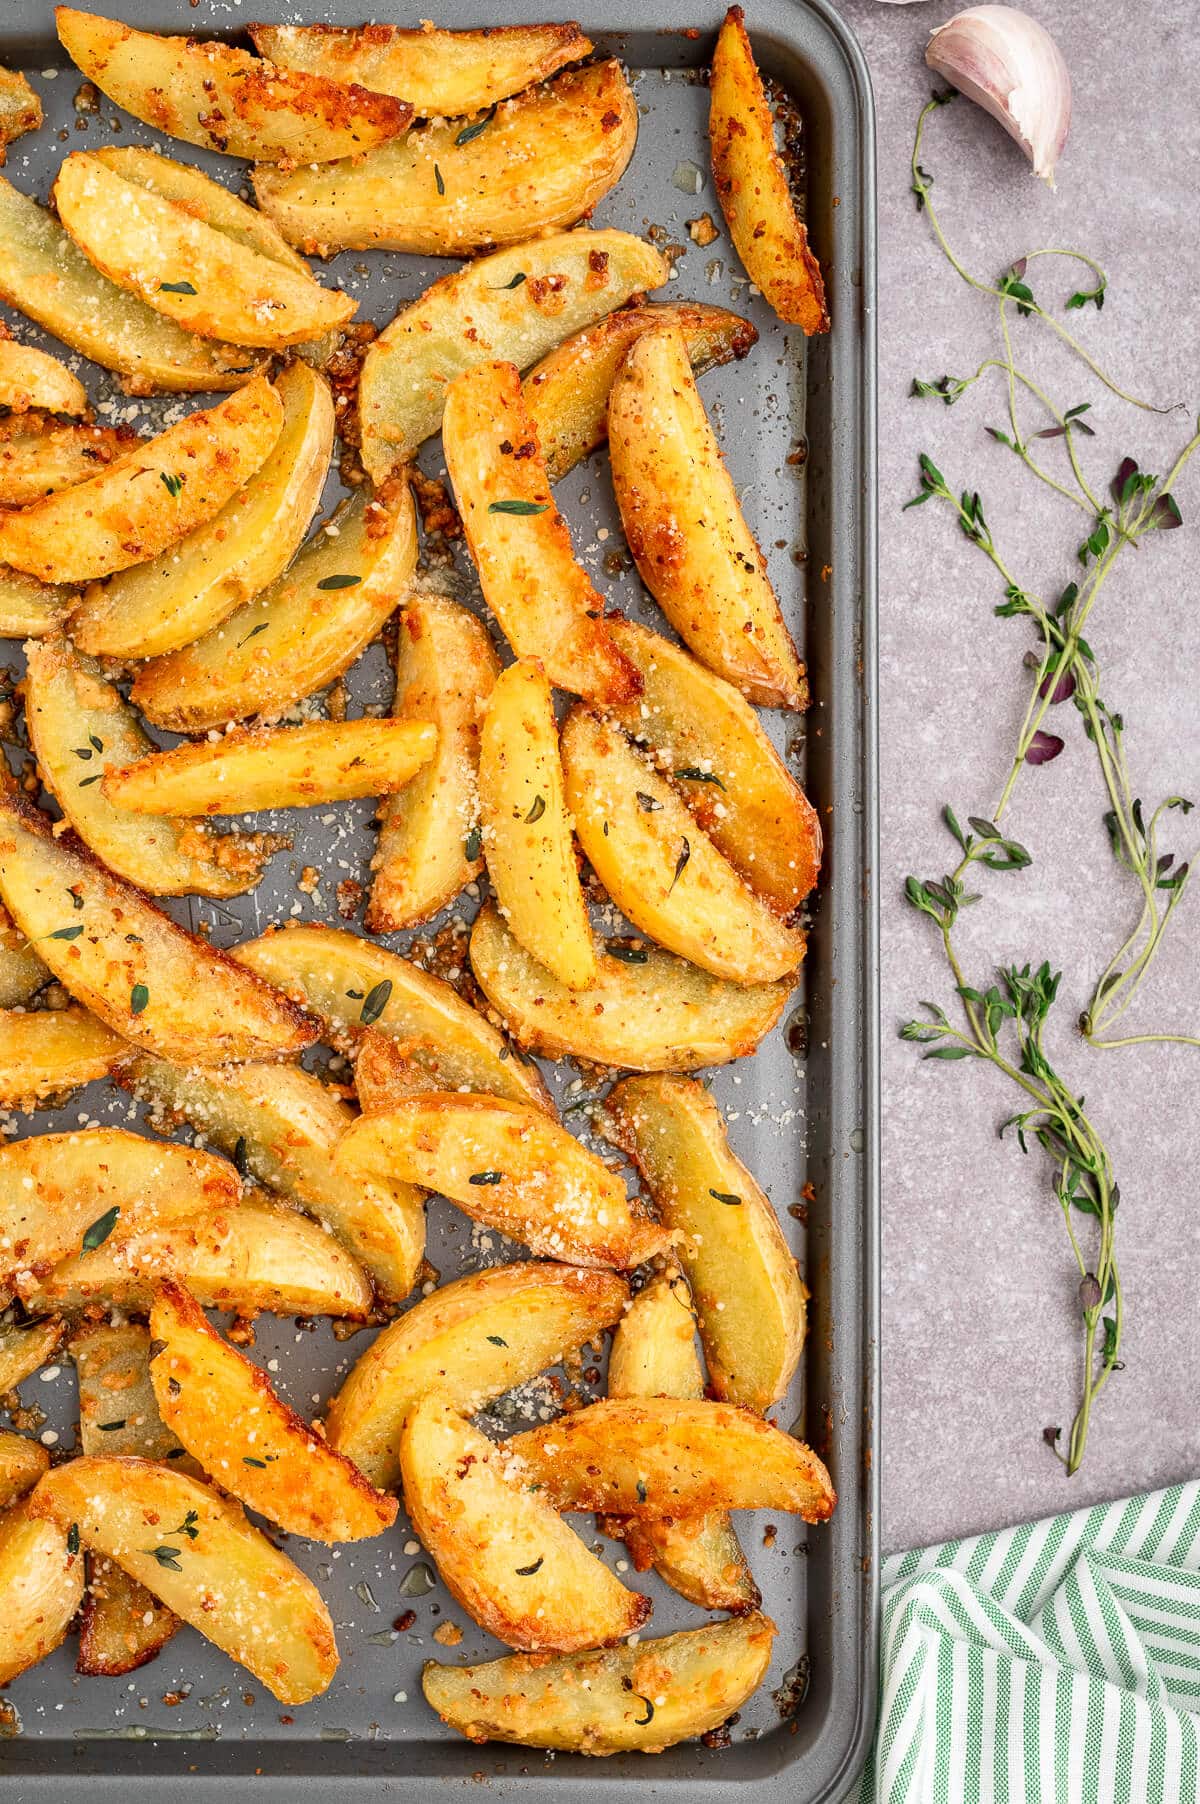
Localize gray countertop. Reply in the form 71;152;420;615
836;0;1200;1555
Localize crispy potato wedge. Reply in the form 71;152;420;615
0;1429;49;1509
479;658;596;990
84;146;311;272
424;1611;775;1753
254;63;636;259
0;418;138;507
232;923;552;1114
72;1320;193;1468
526;302;757;483
0;172;262;394
127;1054;424;1304
507;1397;836;1521
444;362;638;704
32;1456;338;1703
250;21;591;115
0;1005;125;1109
0;66;42;158
24;637;271;899
358;229;666;479
150;1280;396;1541
0;1316;63;1392
0;903;48;1007
72;360;334;661
710;7;829;334
402;1393;648;1653
78;1557;178;1676
604;1075;805;1410
326;1262;627;1490
338;1097;665;1271
609;324;807;709
562;708;805;983
0;565;75;639
351;1026;445;1110
133;484;416;733
56;8;410;164
0;1495;83;1684
0;794;315;1064
366;591;498;933
0;338;87;416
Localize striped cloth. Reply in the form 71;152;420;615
860;1481;1200;1803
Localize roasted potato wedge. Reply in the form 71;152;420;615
56;8;410;164
0;793;315;1064
0;1005;125;1110
351;1027;444;1110
132;484;416;733
150;1280;396;1541
0;1429;49;1510
326;1262;627;1490
83;146;312;272
72;1320;193;1467
78;1557;178;1676
609;323;807;709
0;565;75;640
0;1496;83;1685
424;1611;776;1754
0;66;41;159
0;903;48;1007
444;362;638;704
562;708;805;984
366;591;498;933
0;337;87;417
358;229;666;478
72;359;334;661
0;418;138;507
232;923;552;1114
479;658;596;990
254;62;636;259
402;1393;648;1653
0;1316;63;1392
250;21;591;115
507;1397;836;1521
710;7;829;334
32;1456;338;1704
0;378;283;585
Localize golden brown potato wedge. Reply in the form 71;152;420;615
32;1456;338;1704
562;708;805;983
0;418;138;506
351;1027;444;1111
84;146;313;272
0;794;315;1064
56;7;410;164
78;1557;178;1676
444;362;638;705
0;903;48;1007
0;1429;49;1510
710;7;829;334
0;1495;83;1684
609;324;807;709
133;484;416;733
150;1280;396;1541
479;658;596;990
72;359;334;661
358;229;667;479
0;1005;125;1110
72;1320;193;1468
402;1393;648;1653
0;378;283;586
232;923;552;1115
0;67;41;158
254;63;636;259
0;1316;63;1392
0;338;87;417
250;21;592;115
424;1611;776;1753
326;1262;627;1490
366;591;498;933
0;565;75;640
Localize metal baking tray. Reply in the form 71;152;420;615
0;1;878;1798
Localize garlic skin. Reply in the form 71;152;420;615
926;6;1071;184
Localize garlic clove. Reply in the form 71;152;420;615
925;5;1071;184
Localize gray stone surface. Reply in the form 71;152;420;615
837;0;1200;1555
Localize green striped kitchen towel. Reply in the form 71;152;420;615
860;1479;1200;1803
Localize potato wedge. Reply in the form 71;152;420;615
0;418;138;507
562;708;805;983
71;1320;194;1468
424;1611;775;1753
0;1316;63;1392
132;484;416;733
83;146;312;273
254;63;636;259
24;637;271;898
0;1429;49;1510
0;67;41;159
358;230;666;479
0;565;75;640
78;1557;178;1676
444;363;638;704
150;1280;396;1541
56;8;410;164
0;172;263;394
338;1097;665;1271
0;794;316;1064
526;302;757;483
402;1393;648;1653
470;902;792;1071
351;1028;443;1110
479;658;595;990
32;1456;338;1703
326;1262;627;1490
0;338;87;417
72;360;334;661
366;591;498;933
0;1005;125;1109
507;1397;836;1521
609;323;807;709
607;619;822;913
0;903;48;1007
710;7;829;334
0;1496;83;1684
126;1054;424;1304
232;923;552;1115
